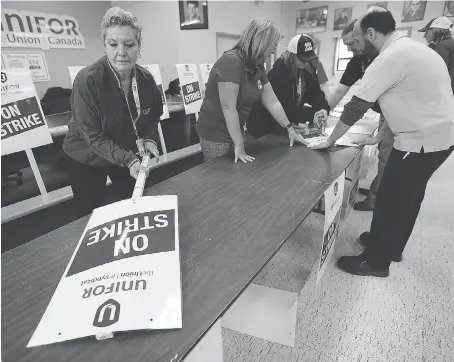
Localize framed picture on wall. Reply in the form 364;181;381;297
396;27;413;37
443;0;454;17
333;7;352;31
368;2;388;10
296;6;328;34
179;1;208;30
401;0;427;23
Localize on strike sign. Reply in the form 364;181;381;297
28;195;182;347
1;68;52;155
142;64;170;120
317;172;345;285
176;64;202;114
199;63;213;89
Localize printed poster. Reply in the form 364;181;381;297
1;68;53;156
2;9;85;49
142;64;170;120
317;172;345;285
2;52;50;82
176;64;203;114
199;63;213;89
68;66;84;86
28;195;182;347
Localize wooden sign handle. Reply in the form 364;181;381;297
132;154;151;201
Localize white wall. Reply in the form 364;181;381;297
4;1;448;98
113;1;287;87
1;1;112;98
282;0;448;84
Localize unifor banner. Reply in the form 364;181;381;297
317;171;345;285
199;63;213;89
28;195;182;347
1;68;53;155
142;64;170;120
1;9;85;49
176;64;202;114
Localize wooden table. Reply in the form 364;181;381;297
1;134;365;362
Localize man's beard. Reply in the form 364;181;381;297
363;38;376;56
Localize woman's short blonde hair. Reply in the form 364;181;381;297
235;18;281;67
100;7;142;46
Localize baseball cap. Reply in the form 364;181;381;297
288;34;318;62
418;16;453;32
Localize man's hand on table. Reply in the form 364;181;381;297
353;135;379;146
310;138;335;151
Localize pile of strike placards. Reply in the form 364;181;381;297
28;195;182;347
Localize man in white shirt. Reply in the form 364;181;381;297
328;18;394;212
312;9;454;277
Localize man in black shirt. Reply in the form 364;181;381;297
327;19;394;212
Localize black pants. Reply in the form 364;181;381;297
365;146;453;268
65;155;135;219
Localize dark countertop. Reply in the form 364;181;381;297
1;134;364;362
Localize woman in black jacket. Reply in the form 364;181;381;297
63;7;163;218
247;34;330;138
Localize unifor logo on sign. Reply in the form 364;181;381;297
1;9;86;49
93;299;121;327
1;72;7;83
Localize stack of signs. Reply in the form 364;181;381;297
68;66;85;86
199;63;213;89
1;68;53;155
344;149;364;220
28;195;182;347
142;64;170;120
317;172;345;285
176;64;203;114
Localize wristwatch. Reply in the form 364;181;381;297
285;123;294;130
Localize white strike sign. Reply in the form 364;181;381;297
317;172;345;285
176;64;203;114
1;68;53;155
1;9;85;49
199;63;213;89
142;64;170;120
68;66;85;86
28;195;182;347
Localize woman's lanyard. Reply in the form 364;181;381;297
124;74;141;139
107;60;145;155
